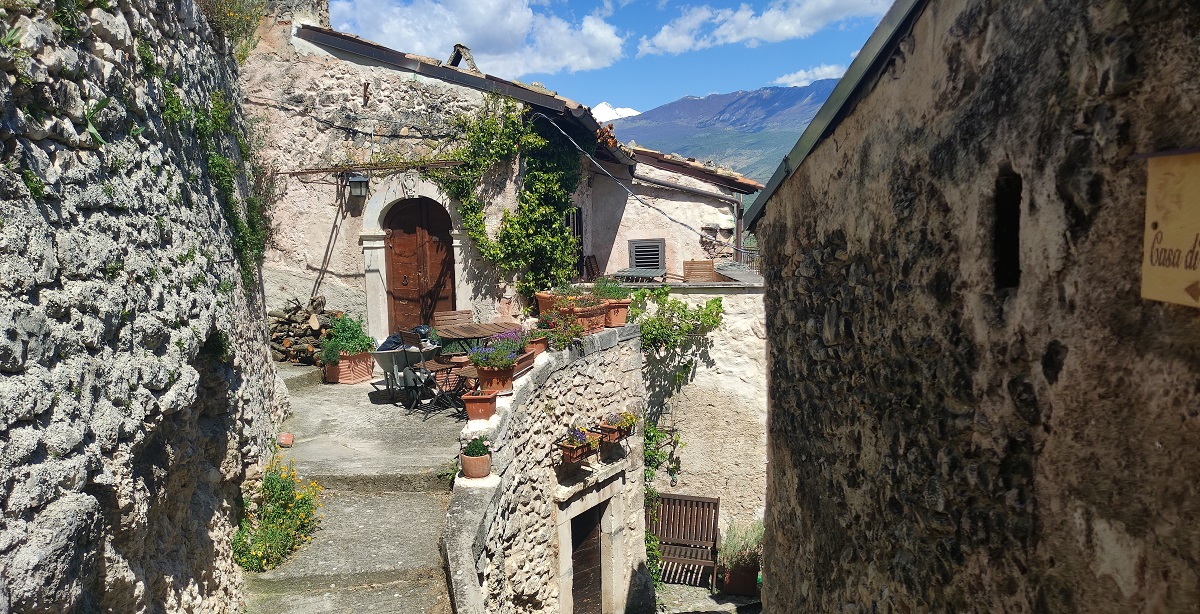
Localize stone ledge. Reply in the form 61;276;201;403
553;456;631;504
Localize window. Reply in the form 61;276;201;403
993;164;1022;290
628;239;665;269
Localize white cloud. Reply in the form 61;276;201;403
330;0;625;78
772;63;846;87
850;49;860;59
591;102;640;122
638;0;892;56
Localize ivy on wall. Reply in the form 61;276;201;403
424;96;591;296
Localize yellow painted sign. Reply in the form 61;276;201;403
1142;152;1200;307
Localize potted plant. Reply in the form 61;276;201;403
462;389;499;420
525;317;551;356
558;424;599;464
559;293;608;335
543;309;585;351
597;409;638;443
469;330;524;393
320;315;376;384
460;436;492;479
593;276;633;327
534;288;557;314
718;520;763;597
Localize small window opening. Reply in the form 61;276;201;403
993;163;1022;290
628;239;665;269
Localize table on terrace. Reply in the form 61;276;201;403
613;267;667;282
434;322;521;353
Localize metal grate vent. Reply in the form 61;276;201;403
628;239;665;269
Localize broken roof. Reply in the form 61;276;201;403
630;147;764;195
744;0;929;229
294;25;635;165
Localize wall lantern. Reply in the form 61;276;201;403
347;171;369;197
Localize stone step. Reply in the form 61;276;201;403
245;490;451;614
277;363;325;393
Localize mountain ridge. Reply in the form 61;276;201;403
613;79;837;183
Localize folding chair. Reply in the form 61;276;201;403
395;331;463;414
683;260;718;282
432;310;473;327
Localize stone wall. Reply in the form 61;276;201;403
445;328;654;614
241;21;523;337
0;0;284;611
644;285;767;528
760;0;1200;611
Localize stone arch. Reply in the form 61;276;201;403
360;172;470;341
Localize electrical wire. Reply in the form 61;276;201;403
530;112;755;255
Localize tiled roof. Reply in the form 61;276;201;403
630;147;764;194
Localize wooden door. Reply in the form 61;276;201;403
384;199;455;332
571;505;603;614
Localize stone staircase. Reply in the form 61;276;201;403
244;365;463;614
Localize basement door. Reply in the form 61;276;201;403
571;504;604;614
384;198;455;332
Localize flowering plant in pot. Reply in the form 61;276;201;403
718;520;763;596
592;276;633;327
525;316;552;355
320;315;376;384
558;423;599;464
557;293;608;335
460;436;492;479
470;330;524;393
598;409;638;443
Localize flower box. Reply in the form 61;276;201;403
558;441;595;464
514;350;537;378
604;298;632;327
477;365;514;394
596;422;629;444
462;389;498;420
564;302;608;335
323;351;373;384
460;453;491;479
722;565;761;597
525;336;549;356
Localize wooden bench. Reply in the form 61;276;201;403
646;493;720;585
683;260;718;282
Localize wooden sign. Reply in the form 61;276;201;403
1142;152;1200;307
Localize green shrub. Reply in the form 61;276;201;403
717;519;764;570
591;276;630;300
196;0;263;54
320;315;375;364
232;456;322;572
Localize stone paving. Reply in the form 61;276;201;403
243;365;463;614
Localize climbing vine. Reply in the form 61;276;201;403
424;96;591;296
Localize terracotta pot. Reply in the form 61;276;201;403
535;291;556;314
558;441;594;464
525;336;549;356
476;365;514;394
462;389;498;420
605;298;632;327
722;566;761;597
323;352;373;384
568;302;609;335
460;453;491;479
596;422;629;444
514;350;536;377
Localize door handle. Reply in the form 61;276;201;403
402;275;409;286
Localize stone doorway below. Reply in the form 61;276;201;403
383;198;455;332
572;502;606;614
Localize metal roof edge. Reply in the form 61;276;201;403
744;0;930;230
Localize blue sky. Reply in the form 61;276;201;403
329;0;893;112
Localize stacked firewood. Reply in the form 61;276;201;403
267;295;339;364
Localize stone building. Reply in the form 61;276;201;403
749;0;1200;610
0;0;284;611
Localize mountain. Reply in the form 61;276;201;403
591;102;641;123
611;79;838;184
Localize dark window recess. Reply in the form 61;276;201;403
629;239;665;269
993;164;1023;290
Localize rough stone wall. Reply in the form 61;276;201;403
240;20;518;323
648;288;767;527
0;0;285;612
480;333;652;613
760;0;1200;611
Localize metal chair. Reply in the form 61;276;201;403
370;332;462;412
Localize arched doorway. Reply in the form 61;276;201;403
383;198;455;331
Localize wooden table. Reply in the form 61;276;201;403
614;267;666;282
435;322;521;352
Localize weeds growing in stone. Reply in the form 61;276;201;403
233;456;322;572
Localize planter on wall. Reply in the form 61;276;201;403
565;302;608;335
535;291;556;314
525;336;549;356
476;365;515;394
604;298;632;327
514;350;537;377
558;441;595;465
596;422;631;444
460;453;491;479
462;389;498;420
722;566;761;597
323;352;373;384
